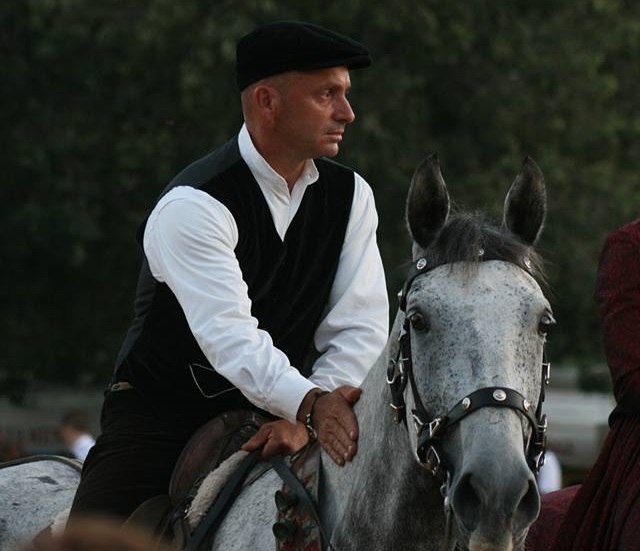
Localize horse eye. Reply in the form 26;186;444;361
409;312;429;332
538;312;556;335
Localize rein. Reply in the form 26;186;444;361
388;256;550;477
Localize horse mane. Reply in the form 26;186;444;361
423;211;547;291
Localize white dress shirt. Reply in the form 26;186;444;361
143;125;388;422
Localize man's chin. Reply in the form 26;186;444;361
318;144;340;158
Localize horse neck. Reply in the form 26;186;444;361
320;335;446;549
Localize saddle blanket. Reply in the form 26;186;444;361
186;450;249;530
274;445;322;551
185;445;323;551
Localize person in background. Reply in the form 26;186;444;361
536;448;562;494
68;21;388;522
60;410;96;462
532;218;640;551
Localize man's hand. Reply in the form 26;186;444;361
299;385;362;466
241;419;309;459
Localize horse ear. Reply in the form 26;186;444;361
406;154;450;249
503;156;546;245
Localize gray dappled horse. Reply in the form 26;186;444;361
211;154;552;551
0;456;81;550
0;155;552;551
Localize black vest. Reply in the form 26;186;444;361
113;137;355;427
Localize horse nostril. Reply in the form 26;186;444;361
451;473;482;531
514;478;540;531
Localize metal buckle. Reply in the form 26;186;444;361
543;362;551;385
538;413;548;433
386;357;405;385
412;412;426;435
533;450;546;472
386;364;398;385
390;403;406;424
423;446;441;475
440;472;452;512
428;417;444;438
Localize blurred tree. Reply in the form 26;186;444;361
2;0;638;399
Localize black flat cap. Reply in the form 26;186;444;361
236;21;371;91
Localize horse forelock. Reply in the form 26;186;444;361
418;212;547;294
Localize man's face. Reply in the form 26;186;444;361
272;66;355;160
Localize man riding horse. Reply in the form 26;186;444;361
68;21;389;522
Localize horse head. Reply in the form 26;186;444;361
396;155;552;551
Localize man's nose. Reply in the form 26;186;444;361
335;95;355;123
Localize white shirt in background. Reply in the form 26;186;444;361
71;433;95;462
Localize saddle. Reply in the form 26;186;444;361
126;411;326;551
124;409;268;548
170;410;268;507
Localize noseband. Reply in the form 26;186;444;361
388;257;549;477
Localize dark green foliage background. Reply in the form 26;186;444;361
3;0;639;398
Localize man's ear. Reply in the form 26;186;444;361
253;85;279;121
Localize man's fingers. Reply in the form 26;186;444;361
324;432;357;462
337;385;362;405
261;437;283;459
327;449;345;466
311;390;361;466
242;420;309;458
322;436;356;466
342;410;359;441
241;428;270;452
330;386;360;440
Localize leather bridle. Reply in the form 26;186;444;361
388;256;550;477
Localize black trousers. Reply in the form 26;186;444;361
69;389;195;521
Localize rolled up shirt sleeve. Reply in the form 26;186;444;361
309;173;389;390
144;186;316;422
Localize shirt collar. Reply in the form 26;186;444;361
238;124;319;192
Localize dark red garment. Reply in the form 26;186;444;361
596;219;640;416
525;485;580;550
528;219;640;551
